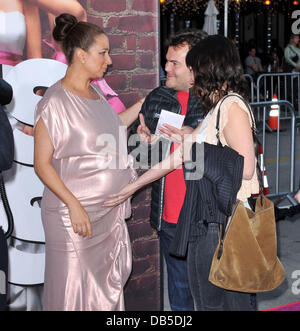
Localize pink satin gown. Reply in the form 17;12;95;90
34;80;136;311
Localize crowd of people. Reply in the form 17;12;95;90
242;34;300;79
1;9;298;311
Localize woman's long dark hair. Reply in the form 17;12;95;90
186;35;249;116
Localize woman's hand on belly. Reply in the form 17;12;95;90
102;182;137;207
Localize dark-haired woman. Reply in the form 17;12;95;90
104;35;260;311
33;13;142;311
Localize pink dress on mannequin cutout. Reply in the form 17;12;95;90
0;11;26;65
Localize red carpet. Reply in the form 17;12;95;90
263;301;300;311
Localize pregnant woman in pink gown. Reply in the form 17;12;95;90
34;14;141;311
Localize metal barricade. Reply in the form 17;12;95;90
256;72;300;119
243;74;255;102
243;74;255;103
250;100;296;200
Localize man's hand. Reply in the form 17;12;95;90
137;113;159;145
158;124;197;162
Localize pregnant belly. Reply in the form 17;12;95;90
43;167;133;210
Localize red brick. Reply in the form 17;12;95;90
132;74;158;89
140;53;154;69
139;273;160;291
132;0;158;13
132;239;159;259
110;54;136;70
108;34;125;49
124;275;161;311
148;255;160;270
132;203;151;220
124;278;138;293
104;73;127;90
90;0;126;13
108;15;157;33
86;16;103;29
132;186;151;205
124;279;161;310
118;92;141;108
105;17;120;32
139;36;157;51
126;36;136;51
131;259;151;276
127;222;155;242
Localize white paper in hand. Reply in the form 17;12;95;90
155;109;185;138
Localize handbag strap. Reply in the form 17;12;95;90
215;93;264;195
214;95;265;260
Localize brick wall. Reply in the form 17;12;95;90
125;183;161;311
88;0;160;108
85;0;161;310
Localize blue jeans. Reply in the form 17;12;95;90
160;220;194;311
188;221;257;311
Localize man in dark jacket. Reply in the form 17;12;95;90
129;30;206;311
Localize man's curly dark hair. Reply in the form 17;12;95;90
167;28;208;50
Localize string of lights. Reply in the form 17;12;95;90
160;0;299;18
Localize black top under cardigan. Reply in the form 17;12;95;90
169;142;244;258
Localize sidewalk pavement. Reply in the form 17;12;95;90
257;215;300;310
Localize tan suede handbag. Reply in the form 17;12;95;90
208;94;285;293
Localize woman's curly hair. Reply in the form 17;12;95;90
186;35;249;116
